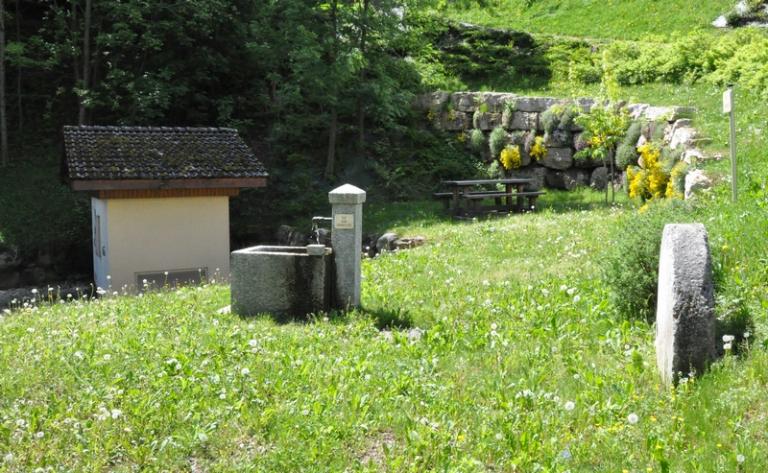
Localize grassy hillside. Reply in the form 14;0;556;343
444;0;734;39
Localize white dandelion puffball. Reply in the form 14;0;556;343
627;413;639;425
564;401;575;411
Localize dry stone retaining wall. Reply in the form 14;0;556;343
415;92;704;191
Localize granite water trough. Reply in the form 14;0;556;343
231;244;333;317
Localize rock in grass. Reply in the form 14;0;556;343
684;170;713;199
376;233;399;253
655;223;716;386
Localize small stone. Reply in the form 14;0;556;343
712;15;729;28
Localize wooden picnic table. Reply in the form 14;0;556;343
436;178;543;217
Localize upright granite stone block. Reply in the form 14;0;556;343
329;184;366;308
656;223;716;386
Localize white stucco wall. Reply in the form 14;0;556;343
95;196;230;291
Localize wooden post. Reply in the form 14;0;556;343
723;85;737;202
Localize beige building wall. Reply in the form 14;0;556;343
94;196;230;291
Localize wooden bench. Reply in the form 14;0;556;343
461;190;545;212
436;178;539;217
433;190;511;209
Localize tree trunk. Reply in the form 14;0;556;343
356;0;369;153
324;0;339;179
14;0;20;134
325;108;337;179
0;0;8;167
78;0;91;125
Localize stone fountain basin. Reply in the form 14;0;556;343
230;245;333;317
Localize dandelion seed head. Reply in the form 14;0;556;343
627;413;639;425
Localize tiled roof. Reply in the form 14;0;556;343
63;126;268;181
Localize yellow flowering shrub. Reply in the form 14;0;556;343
629;143;686;202
530;136;547;161
500;145;522;170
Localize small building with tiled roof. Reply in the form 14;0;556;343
63;126;267;291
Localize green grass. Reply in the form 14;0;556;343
443;0;734;40
1;185;767;470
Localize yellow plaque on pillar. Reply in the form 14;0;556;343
334;213;354;229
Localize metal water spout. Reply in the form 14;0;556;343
310;216;332;245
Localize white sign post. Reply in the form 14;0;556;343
723;86;737;202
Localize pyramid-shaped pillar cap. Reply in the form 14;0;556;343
329;183;366;205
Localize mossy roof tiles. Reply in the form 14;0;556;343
63;126;268;181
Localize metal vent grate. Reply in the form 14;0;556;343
136;268;207;290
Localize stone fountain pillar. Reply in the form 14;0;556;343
329;184;366;309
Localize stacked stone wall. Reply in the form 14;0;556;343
415;92;700;191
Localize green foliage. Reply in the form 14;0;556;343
574;102;630;162
614;121;642;170
602;200;693;321
470;128;486;152
488;126;506;158
0;158;90;261
540;102;580;135
715;295;755;355
615;142;638;170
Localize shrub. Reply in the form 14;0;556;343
665;161;688;199
530;135;547;161
500;145;522;170
489;126;506;158
601;200;693;321
615;142;638;170
715;295;755;355
540;102;580;135
628;143;664;200
470;129;486;152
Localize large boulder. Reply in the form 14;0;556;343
473;112;502;131
539;147;573;170
685;170;713;199
376;233;399;253
668;123;700;150
546;169;589;190
451;92;477;112
503;111;538;130
514;97;557;113
479;92;517;113
441;111;470;131
590;167;609;190
507;165;546;191
414;91;450;111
